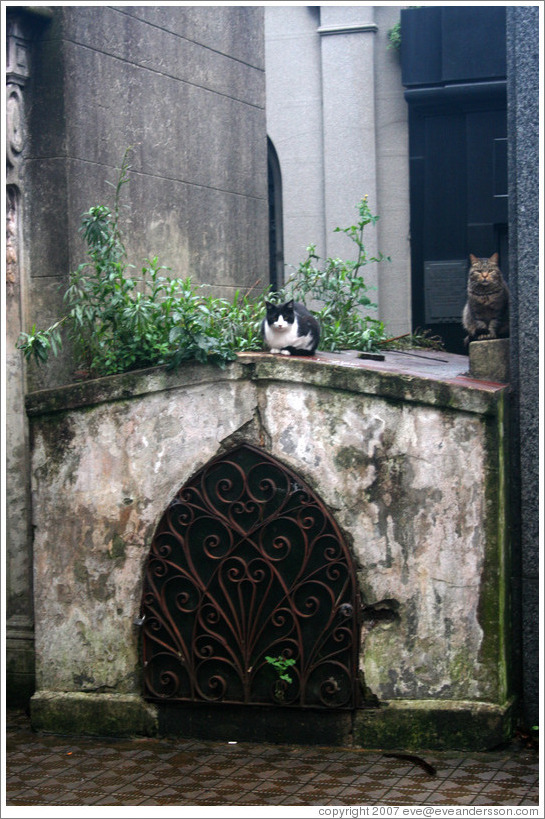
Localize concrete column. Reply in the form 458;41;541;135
5;8;46;705
319;5;379;278
374;5;411;336
265;6;326;272
506;4;539;730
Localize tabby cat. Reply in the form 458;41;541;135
462;253;509;346
261;300;320;356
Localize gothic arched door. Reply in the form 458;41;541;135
141;444;361;711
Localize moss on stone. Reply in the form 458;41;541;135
477;388;511;703
30;691;158;737
353;698;516;751
334;446;369;471
109;533;126;561
73;560;88;586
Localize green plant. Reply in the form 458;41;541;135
17;153;398;374
281;196;390;352
265;654;296;701
387;20;402;52
16;148;261;375
16;319;65;366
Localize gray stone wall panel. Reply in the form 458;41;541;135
119;5;265;69
59;6;264;106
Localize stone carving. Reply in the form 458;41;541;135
6;84;26;171
6;20;30;184
6;188;18;296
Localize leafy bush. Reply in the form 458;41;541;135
17;149;392;376
280;196;390;352
17;149;261;374
387;20;402;52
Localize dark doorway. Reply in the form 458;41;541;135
267;138;284;291
401;6;508;354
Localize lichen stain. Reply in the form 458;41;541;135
334;445;368;472
35;414;79;484
73;558;115;602
109;533;126;561
279;425;296;455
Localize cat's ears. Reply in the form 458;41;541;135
265;299;294;310
469;252;499;264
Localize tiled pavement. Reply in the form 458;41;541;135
4;709;541;809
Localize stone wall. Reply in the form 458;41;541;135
506;5;540;730
27;354;513;749
5;4;267;705
24;5;267;391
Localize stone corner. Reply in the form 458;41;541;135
469;338;510;383
353;697;518;751
30;691;158;738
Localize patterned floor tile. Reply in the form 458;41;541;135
424;790;476;805
435;783;488;801
493;770;539;786
4;709;541;808
380;787;440;804
335;786;392;802
477;785;534;803
250;780;308;796
518;796;540;806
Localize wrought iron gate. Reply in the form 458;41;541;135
141;444;361;709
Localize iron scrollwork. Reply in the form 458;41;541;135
142;444;361;709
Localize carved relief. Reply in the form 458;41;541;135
6;187;18;296
6;26;31;84
6;20;30;184
6;84;26;171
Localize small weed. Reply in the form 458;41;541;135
387;20;402;52
379;327;445;352
265;654;296;701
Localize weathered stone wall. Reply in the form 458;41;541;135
5;3;267;706
27;354;512;748
5;7;52;706
24;5;267;391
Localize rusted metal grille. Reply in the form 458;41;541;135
141;444;361;709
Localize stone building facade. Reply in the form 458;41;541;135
265;5;411;338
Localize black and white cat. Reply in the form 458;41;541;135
261;300;320;356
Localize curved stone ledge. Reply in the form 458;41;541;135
26;350;508;418
25;360;250;416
